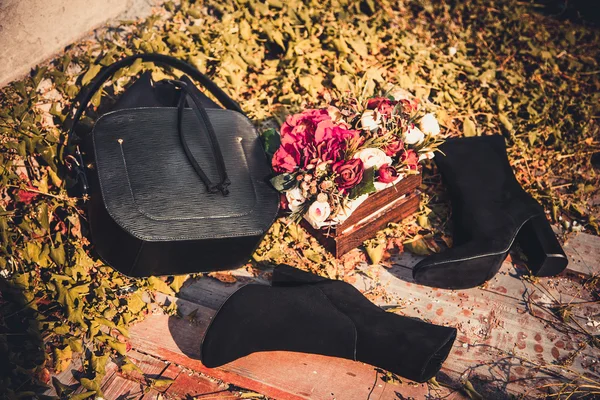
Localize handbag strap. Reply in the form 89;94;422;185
172;78;230;195
67;53;244;145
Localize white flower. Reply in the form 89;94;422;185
403;125;425;145
354;148;392;169
418;151;435;162
420;113;440;136
449;46;457;56
305;200;331;229
389;87;412;101
360;110;381;131
285;187;306;212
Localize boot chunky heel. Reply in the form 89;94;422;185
517;215;568;277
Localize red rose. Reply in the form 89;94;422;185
272;144;300;173
383;139;404;157
367;97;397;115
399;149;419;170
377;164;399;183
333;159;365;190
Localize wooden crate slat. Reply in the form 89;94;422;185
339;173;421;228
301;181;421;256
335;192;421;255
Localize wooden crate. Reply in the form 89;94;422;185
302;174;421;257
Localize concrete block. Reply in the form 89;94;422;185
0;0;156;87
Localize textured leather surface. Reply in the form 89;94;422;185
92;107;278;242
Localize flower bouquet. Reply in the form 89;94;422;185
266;88;445;241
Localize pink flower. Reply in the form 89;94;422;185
314;120;359;144
315;138;343;163
312;120;361;163
377;163;399;183
333;159;364;190
305;200;332;229
400;149;419;170
273;108;361;172
367;97;397;115
335;126;362;147
383;139;404;157
280;109;331;146
314;119;338;143
272;144;300;173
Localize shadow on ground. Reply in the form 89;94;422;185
532;0;600;25
0;279;47;398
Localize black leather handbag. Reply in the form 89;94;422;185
67;54;279;277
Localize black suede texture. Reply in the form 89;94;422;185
413;135;567;289
200;284;358;366
201;265;457;383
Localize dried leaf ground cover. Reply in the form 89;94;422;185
0;0;599;398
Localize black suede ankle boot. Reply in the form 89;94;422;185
201;265;457;383
413;135;568;289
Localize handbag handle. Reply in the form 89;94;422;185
67;53;244;145
172;77;230;195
